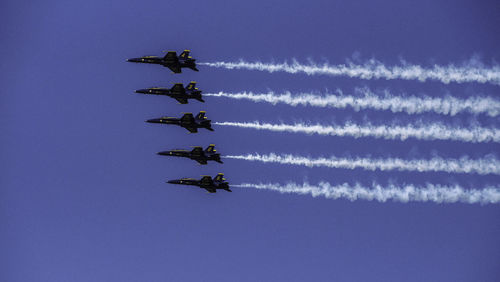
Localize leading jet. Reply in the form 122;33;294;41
127;50;199;73
146;111;214;133
158;144;222;164
135;81;204;104
167;173;231;193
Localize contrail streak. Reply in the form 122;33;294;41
199;59;500;85
214;121;500;143
205;89;500;117
225;153;500;175
235;182;500;204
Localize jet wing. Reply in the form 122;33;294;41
164;51;177;60
205;187;216;193
181;113;195;123
186;126;198;133
191;147;203;154
196;159;208;165
171;83;185;93
167;65;182;73
175;97;188;104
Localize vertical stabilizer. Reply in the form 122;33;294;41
214;173;225;182
195;111;206;120
186;81;197;90
205;144;216;153
179;50;191;59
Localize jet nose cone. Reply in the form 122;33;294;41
157;151;169;156
135;89;149;94
146;118;160;123
127;58;141;63
167;180;181;184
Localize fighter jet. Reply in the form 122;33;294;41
158;144;222;164
167;173;231;193
146;111;214;133
135;81;204;104
127;50;199;73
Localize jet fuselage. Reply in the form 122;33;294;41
158;147;223;164
127;50;199;73
146;112;213;133
127;57;197;69
167;173;231;193
135;86;203;103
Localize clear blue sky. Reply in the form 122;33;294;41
1;0;499;281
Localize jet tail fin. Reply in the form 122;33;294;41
186;82;204;102
195;111;206;120
179;50;191;59
189;65;199;72
214;173;225;182
186;81;196;90
205;144;216;153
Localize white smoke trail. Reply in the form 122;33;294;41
225;153;500;175
205;88;500;117
214;121;500;143
235;182;500;204
199;59;500;85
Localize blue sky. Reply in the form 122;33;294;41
1;0;499;281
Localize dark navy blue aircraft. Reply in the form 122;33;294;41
146;111;213;133
135;81;204;104
127;50;198;73
167;173;231;193
157;144;222;164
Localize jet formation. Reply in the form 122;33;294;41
129;49;231;193
127;50;199;73
135;81;204;104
